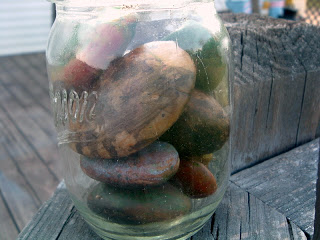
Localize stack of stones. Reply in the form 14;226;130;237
52;14;230;225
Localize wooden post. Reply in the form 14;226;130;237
314;139;320;240
220;13;320;173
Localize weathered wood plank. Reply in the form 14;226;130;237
17;182;308;240
0;58;51;113
11;54;50;91
0;102;59;202
54;208;102;240
18;182;74;240
0;84;61;179
0;186;19;240
220;13;320;172
0;54;61;239
231;138;319;237
0;56;56;140
0;121;43;206
0;76;56;143
296;70;320;146
0;172;38;231
28;53;47;76
210;183;307;240
0;77;60;201
0;65;61;177
314;139;320;240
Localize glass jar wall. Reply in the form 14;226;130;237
46;1;233;239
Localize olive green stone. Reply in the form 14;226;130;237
87;183;191;225
47;22;79;66
163;21;228;93
160;90;230;156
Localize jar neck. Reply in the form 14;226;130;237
51;0;214;9
54;0;217;20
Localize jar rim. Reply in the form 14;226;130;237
48;0;214;7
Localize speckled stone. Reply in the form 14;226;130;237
69;41;196;159
87;182;191;224
80;141;180;188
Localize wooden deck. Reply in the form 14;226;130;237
0;53;62;240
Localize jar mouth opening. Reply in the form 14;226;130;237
49;0;213;8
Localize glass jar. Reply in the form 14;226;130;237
46;0;233;239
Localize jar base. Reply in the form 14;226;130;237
69;178;228;240
86;210;213;240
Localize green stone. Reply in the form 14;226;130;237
47;22;80;66
163;21;228;93
87;183;191;225
160;90;230;156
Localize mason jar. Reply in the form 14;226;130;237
46;0;233;239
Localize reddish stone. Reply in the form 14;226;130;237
80;141;180;188
61;14;137;90
173;160;217;198
63;58;101;90
77;14;137;70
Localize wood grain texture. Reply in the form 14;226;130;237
17;181;308;240
0;58;51;113
18;182;102;240
231;138;319;238
0;170;39;230
0;77;60;192
11;54;51;90
17;182;75;240
220;13;320;172
0;94;59;199
209;183;307;240
0;186;20;240
314;139;320;240
0;54;61;240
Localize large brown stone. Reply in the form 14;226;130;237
68;41;196;159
